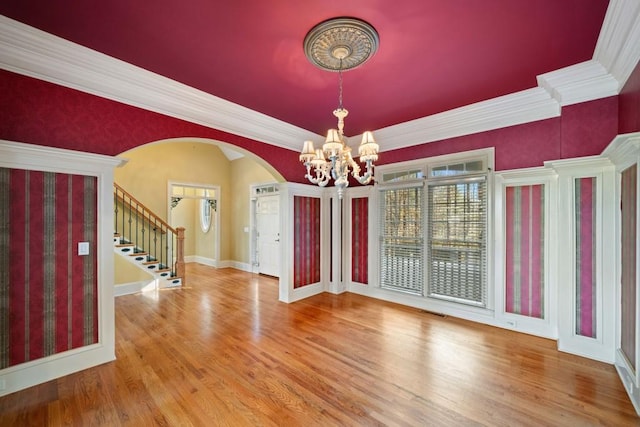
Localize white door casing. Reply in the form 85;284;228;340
256;194;280;277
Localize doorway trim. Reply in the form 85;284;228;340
250;183;280;274
168;181;221;268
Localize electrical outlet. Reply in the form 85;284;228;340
505;320;517;328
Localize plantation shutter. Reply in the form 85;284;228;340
379;184;424;295
427;177;487;306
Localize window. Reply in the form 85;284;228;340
379;185;424;294
427;178;487;306
377;151;490;308
200;197;213;233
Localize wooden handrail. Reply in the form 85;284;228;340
114;182;185;282
113;182;176;234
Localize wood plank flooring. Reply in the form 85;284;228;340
1;263;638;426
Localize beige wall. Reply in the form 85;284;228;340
114;139;277;283
195;199;217;260
230;156;277;264
114;255;152;285
171;197;197;256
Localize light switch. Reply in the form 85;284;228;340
78;241;90;256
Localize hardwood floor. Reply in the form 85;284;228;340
1;263;638;426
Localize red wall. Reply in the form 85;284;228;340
380;97;618;170
1;69;621;178
619;61;640;134
0;70;307;184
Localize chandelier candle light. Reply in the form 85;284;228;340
299;18;380;199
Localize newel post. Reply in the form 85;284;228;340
176;226;186;285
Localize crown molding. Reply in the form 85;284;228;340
370;87;560;152
0;1;636;156
0;139;124;174
593;0;640;90
544;155;614;172
0;15;317;152
602;132;640;169
537;60;619;106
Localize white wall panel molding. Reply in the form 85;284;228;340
605;131;640;415
493;169;558;339
0;140;121;396
546;156;616;363
278;183;327;303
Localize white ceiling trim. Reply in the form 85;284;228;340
370;87;560;152
0;15;317;152
537;60;619;106
593;0;640;90
0;0;636;155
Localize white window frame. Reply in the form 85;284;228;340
374;148;495;317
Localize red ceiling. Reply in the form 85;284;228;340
0;1;609;137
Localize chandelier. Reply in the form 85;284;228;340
299;18;380;199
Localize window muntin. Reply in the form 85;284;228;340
429;159;485;178
381;169;424;183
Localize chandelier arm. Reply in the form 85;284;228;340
351;160;375;185
304;163;331;187
328;155;341;182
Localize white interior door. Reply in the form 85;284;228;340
256;195;280;277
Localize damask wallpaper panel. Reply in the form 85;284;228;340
0;167;98;369
505;184;545;318
575;177;597;339
293;196;321;288
351;197;369;284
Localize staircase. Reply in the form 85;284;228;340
113;183;185;289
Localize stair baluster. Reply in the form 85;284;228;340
113;183;185;285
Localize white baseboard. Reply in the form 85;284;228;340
186;255;216;267
616;349;640;416
0;343;115;397
114;279;157;296
225;261;252;272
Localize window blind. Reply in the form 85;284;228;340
379;185;424;295
427;177;487;306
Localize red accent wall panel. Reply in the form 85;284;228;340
621;165;637;370
8;169;26;366
575;177;597;338
505;185;545;318
0;168;98;369
28;171;45;361
379;98;617;171
0;70;306;184
293;196;321;288
54;173;70;353
0;70;622;182
351;197;369;284
561;97;618;159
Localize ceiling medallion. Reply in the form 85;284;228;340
303;17;379;71
299;17;380;199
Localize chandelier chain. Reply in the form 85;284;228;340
338;59;344;111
